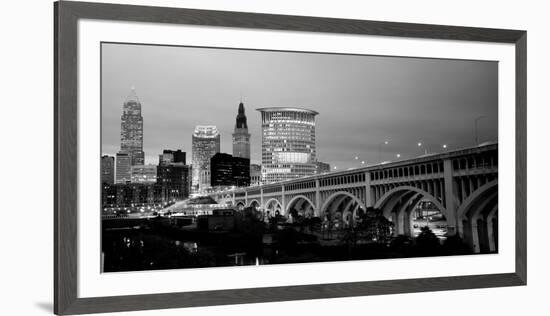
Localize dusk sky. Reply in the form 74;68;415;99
101;43;498;169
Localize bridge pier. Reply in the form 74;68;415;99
315;179;321;218
443;159;458;236
365;171;373;207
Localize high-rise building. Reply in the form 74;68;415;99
232;102;251;159
315;161;331;174
119;88;144;166
159;149;186;166
156;163;191;202
210;153;250;188
191;126;220;192
257;107;319;183
250;164;261;186
101;155;115;185
210;153;233;187
131;164;157;183
232;156;250;187
115;152;131;184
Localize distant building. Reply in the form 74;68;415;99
315;161;331;174
210;153;250;188
101;155;115;185
210;153;233;187
119;88;144;166
250;163;261;186
232;102;251;159
131;164;157;183
257;107;319;183
192;125;220;192
159;149;186;166
232;156;251;187
115;152;131;184
101;182;163;209
156;163;191;202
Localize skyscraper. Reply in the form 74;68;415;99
115;152;131;184
257;107;319;183
157;164;191;202
191;125;220;192
101;155;115;185
157;149;191;202
210;153;250;188
119;88;144;166
232;102;250;159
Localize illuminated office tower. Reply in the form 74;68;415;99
256;107;318;183
232;102;250;159
191;125;220;192
119;88;144;166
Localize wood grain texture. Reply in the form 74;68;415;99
62;274;524;315
54;2;79;314
62;1;525;43
54;1;527;314
515;33;527;284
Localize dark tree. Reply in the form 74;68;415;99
442;234;472;255
415;226;441;255
390;234;414;255
356;207;393;244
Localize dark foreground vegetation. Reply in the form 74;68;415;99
102;207;476;272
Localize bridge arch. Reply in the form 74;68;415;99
375;185;448;220
264;198;283;217
235;201;245;210
456;180;498;253
248;199;260;209
374;185;449;238
457;180;498;221
321;191;366;227
285;195;316;218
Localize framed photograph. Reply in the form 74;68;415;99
54;1;526;315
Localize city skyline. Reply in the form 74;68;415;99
101;43;498;170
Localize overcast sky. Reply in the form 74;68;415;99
101;43;497;169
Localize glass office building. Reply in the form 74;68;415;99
191;125;220;192
256;107;318;183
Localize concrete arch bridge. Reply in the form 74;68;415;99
212;144;498;253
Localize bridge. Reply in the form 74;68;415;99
211;143;498;253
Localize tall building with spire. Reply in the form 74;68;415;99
232;102;251;159
119;88;144;166
191;125;220;192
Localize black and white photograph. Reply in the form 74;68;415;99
100;42;499;272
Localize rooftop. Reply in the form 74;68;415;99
256;107;319;115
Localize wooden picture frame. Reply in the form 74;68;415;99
54;1;527;314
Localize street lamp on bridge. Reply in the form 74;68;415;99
417;142;428;155
378;140;389;163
